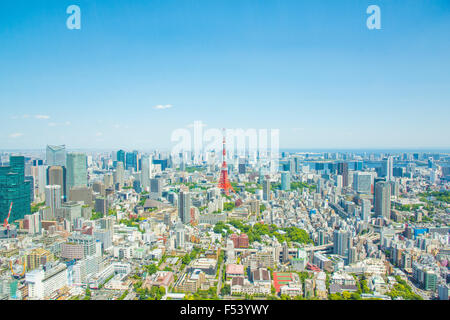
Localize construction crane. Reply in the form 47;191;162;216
3;202;13;229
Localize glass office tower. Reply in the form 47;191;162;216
0;156;31;223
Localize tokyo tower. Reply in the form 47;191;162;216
218;129;235;196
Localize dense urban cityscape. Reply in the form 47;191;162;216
0;143;449;301
1;1;449;309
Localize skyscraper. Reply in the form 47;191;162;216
45;185;62;220
382;157;393;181
0;156;32;223
103;173;113;189
333;229;351;257
116;150;126;167
374;181;391;220
47;166;67;201
353;172;372;194
140;155;152;190
263;179;270;201
281;171;290;191
178;191;191;224
95;197;108;217
361;199;371;222
175;222;185;249
150;178;162;198
337;162;349;187
125;151;139;171
114;162;125;188
46;145;66;167
238;158;246;174
288;158;295;174
66;153;88;196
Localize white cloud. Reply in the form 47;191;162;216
12;114;51;120
154;104;173;110
48;121;71;127
9;133;24;138
96;132;103;137
35;115;50;120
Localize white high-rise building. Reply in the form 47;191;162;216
175;222;185;249
114;162;125;187
382;156;393;181
336;175;343;188
25;263;68;299
140;155;153;191
361;199;371;222
353;172;373;194
45;185;62;220
24;212;41;235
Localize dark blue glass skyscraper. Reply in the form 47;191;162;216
0;156;31;223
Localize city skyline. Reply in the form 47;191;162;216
1;0;450;150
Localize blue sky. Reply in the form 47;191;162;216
0;0;449;150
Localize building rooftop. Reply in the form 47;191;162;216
226;264;245;275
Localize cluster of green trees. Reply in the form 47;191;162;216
119;217;146;233
243;182;262;194
223;202;235;211
144;264;158;275
329;291;363;300
90;211;104;220
31;201;46;213
132;275;166;300
278;227;314;244
181;247;201;267
174;182;207;190
419;191;450;204
393;203;422;211
158;254;167;267
184;166;205;173
221;284;231;295
358;276;371;294
118;290;129;300
119;217;141;226
386;276;423;300
290;182;316;191
213;221;230;236
135;285;166;300
213;220;312;245
184;286;218;300
84;287;92;300
99;274;114;289
297;271;312;287
138;197;147;206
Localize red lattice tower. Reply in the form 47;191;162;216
218;129;235;196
